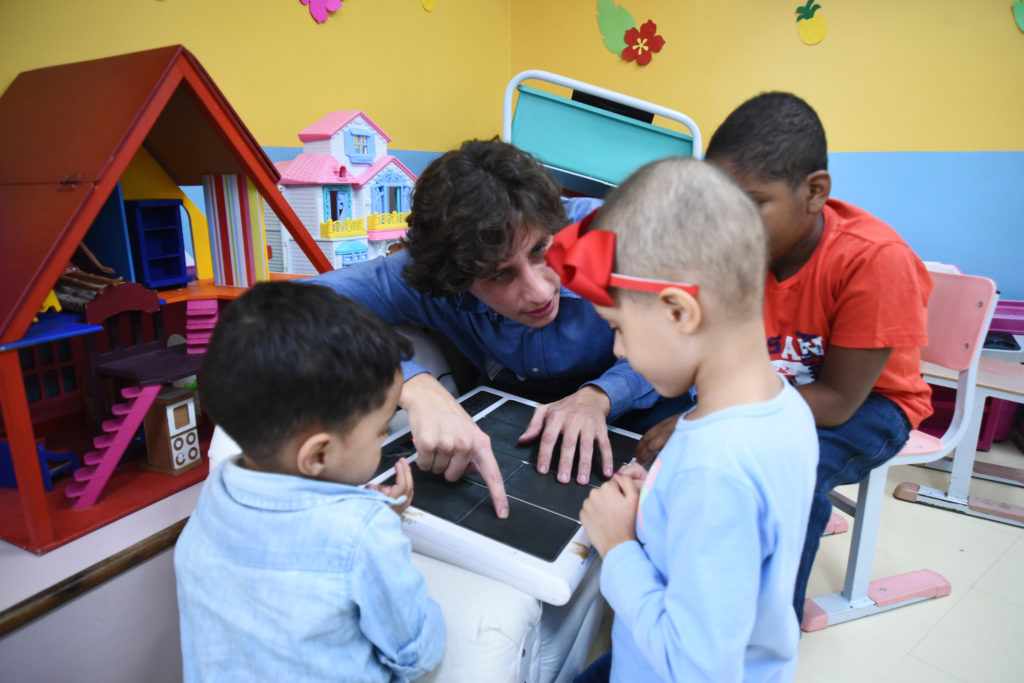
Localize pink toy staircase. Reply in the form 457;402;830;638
185;299;218;354
65;384;162;509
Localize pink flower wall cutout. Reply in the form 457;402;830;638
301;0;342;24
621;20;665;66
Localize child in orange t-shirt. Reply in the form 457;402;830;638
703;92;933;624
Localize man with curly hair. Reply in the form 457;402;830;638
310;139;679;517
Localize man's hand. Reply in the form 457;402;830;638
634;413;681;464
518;385;612;485
401;373;509;518
580;473;639;558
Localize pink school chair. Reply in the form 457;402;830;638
802;270;998;631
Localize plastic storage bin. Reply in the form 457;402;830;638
919;385;1019;451
991;300;1024;334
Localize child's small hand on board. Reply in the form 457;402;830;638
367;457;414;515
580;472;639;558
618;462;648;486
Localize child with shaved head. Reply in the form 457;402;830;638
548;158;818;682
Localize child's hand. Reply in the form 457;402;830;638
635;413;680;463
367;457;414;516
618;462;647;486
579;473;639;558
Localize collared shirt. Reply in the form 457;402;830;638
175;458;445;682
307;198;658;421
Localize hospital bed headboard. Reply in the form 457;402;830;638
502;69;703;197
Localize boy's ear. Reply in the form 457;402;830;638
658;287;701;334
805;170;831;214
295;432;335;477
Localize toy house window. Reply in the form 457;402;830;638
20;339;77;404
372;185;410;214
323;187;351;221
344;128;376;164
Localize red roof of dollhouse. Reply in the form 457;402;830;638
297;110;392;143
0;45;332;345
279;153;416;188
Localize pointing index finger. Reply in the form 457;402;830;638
471;446;509;519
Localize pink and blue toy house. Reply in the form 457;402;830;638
264;111;417;275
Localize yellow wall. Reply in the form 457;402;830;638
0;0;511;152
1;1;1020;153
511;1;1024;152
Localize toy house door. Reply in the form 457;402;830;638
323;186;351;222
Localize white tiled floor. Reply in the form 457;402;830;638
796;439;1024;683
586;439;1024;683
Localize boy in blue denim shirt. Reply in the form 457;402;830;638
174;282;445;681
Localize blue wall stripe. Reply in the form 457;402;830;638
192;149;1024;301
829;151;1023;301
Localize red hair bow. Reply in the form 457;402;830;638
545;209;699;307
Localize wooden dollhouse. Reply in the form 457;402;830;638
262;111;417;274
0;45;333;554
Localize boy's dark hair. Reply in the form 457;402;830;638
199;282;412;463
402;139;567;296
705;91;828;188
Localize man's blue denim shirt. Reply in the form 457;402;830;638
308;198;658;421
175;458;444;682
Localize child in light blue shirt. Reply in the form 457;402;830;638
174;282;444;682
548;159;817;682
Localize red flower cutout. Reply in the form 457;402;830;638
621;20;665;66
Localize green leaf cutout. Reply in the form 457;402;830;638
796;0;821;21
597;0;636;54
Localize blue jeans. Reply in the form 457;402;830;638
793;393;911;622
575;652;612;683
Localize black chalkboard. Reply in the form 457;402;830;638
373;389;640;562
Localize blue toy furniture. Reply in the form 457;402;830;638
0;440;80;492
124;199;190;289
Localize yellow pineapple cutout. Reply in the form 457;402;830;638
795;1;827;45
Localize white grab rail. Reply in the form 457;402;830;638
501;69;702;157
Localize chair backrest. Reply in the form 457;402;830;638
903;271;998;455
920;271;997;372
84;283;165;361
